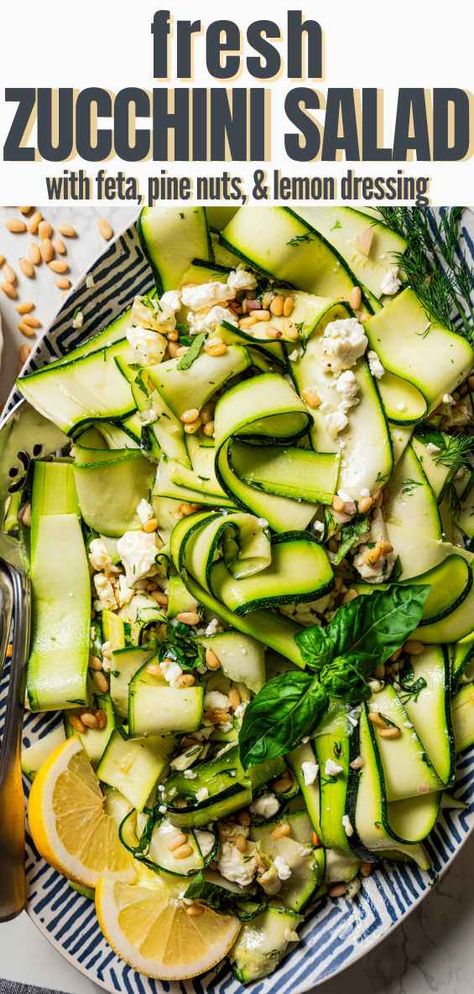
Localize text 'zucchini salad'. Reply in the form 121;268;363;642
11;205;474;984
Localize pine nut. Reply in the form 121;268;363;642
53;237;67;256
89;655;102;671
379;726;401;740
16;301;35;315
58;224;77;238
238;810;251;827
272;775;293;793
328;883;347;898
332;495;345;513
1;282;18;299
239;315;257;329
56;278;72;290
151;590;168;607
174;843;194;860
177;611;200;626
98;217;113;241
6;218;27;234
18;344;31;364
404;640;425;655
355;227;374;257
167;328;179;341
358;495;373;514
146;662;162;677
48;259;69;274
185;902;205;916
360;861;373;877
69;714;86;734
205;647;221;670
270;295;284;316
205;342;227;356
19;207;33;216
265;326;283;339
283;296;294;317
378;540;393;555
177;673;196;688
19;257;35;278
95;710;108;730
229;688;241;710
181;408;200;424
184;420;202;435
38;220;53;240
204;708;230;726
167;341;180;358
301;387;321;409
365;543;384;566
81;712;98;729
349;286;362;310
18;322;36;338
271;822;292;840
203;421;215;437
235;834;247;853
92;670;109;693
4;263;17;285
168;833;188;851
251;309;271;322
28;211;42;234
28;242;42;266
368;711;389;729
177;502;201;516
23;315;41;329
40;239;54;263
142;517;158;533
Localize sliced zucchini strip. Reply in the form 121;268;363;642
138;206;211;291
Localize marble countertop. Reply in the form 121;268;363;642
1;205;473;994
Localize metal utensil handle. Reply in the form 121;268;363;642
0;562;31;921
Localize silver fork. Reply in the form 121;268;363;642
0;399;67;921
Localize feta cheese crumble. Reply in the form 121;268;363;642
93;573;116;611
227;268;257;292
342;814;354;837
159;658;183;685
126;325;167;366
217;840;258;887
426;442;442;455
367;350;385;379
204;690;231;711
321;318;368;374
274;855;292;881
380;267;401;296
196;787;209;803
116;530;157;584
187;304;236;336
136;498;154;525
325;759;344;777
88;538;113;572
301;760;319;785
182;281;234;312
250;793;280;819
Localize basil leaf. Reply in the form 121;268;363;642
333;517;370;565
295;626;335;672
324;585;429;668
176;333;206;370
239;671;328;768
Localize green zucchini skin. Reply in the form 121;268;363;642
138;206;212;293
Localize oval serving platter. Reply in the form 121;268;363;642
1;210;474;994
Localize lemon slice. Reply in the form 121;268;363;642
96;871;241;980
28;736;135;888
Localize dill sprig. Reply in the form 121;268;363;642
416;426;474;472
377;207;474;341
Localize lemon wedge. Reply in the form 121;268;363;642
96;869;241;980
28;736;135;888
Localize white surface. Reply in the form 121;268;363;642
1;205;474;993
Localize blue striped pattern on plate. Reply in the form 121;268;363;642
1;209;474;994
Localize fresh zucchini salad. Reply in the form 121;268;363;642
13;206;474;983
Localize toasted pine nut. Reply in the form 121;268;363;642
6;218;27;234
6;643;13;659
355;227;374;257
18;322;36;338
56;278;72;290
69;714;86;734
239;315;257;329
332;495;345;513
184;419;202;435
271;822;292;840
265;325;283;339
204;708;230;726
19;257;35;278
368;711;389;730
22;314;41;329
28;242;42;266
365;543;384;566
358;495;373;514
251;309;271;322
404;640;425;655
167;340;180;358
205;647;221;670
180;408;200;424
328;883;347;898
349;287;362;310
19;206;33;216
283;296;294;317
95;710;107;730
151;589;168;607
81;711;98;729
49;259;69;274
301;387;321;409
378;540;393;555
270;295;284;316
1;281;18;299
92;670;109;693
205;342;227;356
379;726;401;740
235;834;247;853
177;502;201;516
360;861;373;877
40;239;54;263
146;662;162;677
185;902;205;916
98;217;113;241
16;301;34;315
203;421;215;437
229;688;241;710
238;810;251;827
167;328;179;341
28;211;42;234
89;655;102;671
174;843;194;860
18;344;31;364
168;833;188;851
177;673;196;688
52;237;67;256
58;224;77;238
142;517;158;533
177;611;200;626
38;220;53;240
272;775;293;793
4;263;17;285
